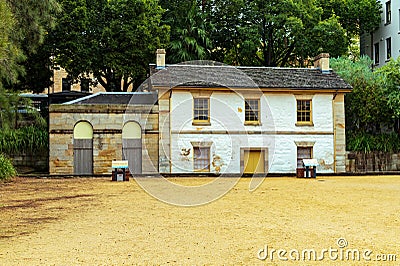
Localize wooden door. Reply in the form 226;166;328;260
74;139;93;175
73;121;93;175
122;139;142;174
122;122;142;174
244;150;265;174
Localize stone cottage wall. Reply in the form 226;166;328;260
49;104;159;175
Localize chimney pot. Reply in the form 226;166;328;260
156;49;166;69
313;53;330;74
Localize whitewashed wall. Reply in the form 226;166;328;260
170;91;335;174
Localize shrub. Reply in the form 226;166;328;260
347;131;400;153
0;125;48;155
0;154;16;180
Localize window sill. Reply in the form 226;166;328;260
244;122;261;126
296;122;314;127
192;122;211;126
194;169;210;173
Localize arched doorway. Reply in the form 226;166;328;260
73;121;93;175
122;121;142;174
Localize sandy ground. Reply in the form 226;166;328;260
0;176;399;265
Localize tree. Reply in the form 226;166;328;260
49;0;169;92
6;0;61;55
331;56;392;133
161;0;212;63
0;0;60;94
204;0;382;67
317;0;382;37
207;0;351;67
0;1;23;88
376;57;400;118
9;44;54;94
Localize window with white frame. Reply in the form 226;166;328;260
386;1;391;25
386;37;392;60
374;43;380;65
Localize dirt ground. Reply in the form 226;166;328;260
0;176;399;265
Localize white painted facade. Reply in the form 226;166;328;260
168;90;336;174
361;0;400;67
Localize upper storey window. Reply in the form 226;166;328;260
193;97;210;125
245;99;260;125
386;1;391;25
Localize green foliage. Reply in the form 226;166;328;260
49;0;169;92
0;1;24;87
0;90;46;130
203;0;381;67
6;0;61;54
331;56;392;132
347;131;400;153
0;154;17;180
309;16;348;58
6;43;54;93
163;0;212;63
0;126;48;155
0;0;60;93
318;0;382;36
375;57;400;118
0;89;21;130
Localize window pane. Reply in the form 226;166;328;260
62;78;71;92
296;100;311;122
297;147;312;168
386;38;391;59
194;98;209;122
374;43;380;64
194;147;210;171
80;78;90;92
386;1;391;24
245;99;259;122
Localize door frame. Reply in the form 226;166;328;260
240;147;268;174
122;121;142;174
73;121;93;175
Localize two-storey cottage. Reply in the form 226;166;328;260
150;51;351;175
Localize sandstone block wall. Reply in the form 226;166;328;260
49;104;159;175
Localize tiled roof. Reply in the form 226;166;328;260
64;92;157;105
150;64;352;90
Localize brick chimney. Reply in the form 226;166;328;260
156;49;166;69
313;53;330;74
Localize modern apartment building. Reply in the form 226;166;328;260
361;0;399;67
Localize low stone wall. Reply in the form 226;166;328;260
10;151;48;172
346;151;400;173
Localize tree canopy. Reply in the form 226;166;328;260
48;0;169;92
376;57;400;118
0;0;60;92
203;0;382;66
161;0;211;63
0;0;384;93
